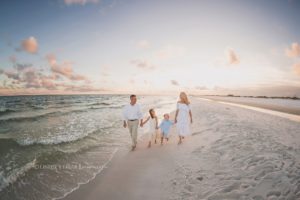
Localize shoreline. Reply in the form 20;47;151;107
61;111;178;200
61;98;300;200
61;133;185;200
200;96;300;116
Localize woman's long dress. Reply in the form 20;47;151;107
176;102;191;136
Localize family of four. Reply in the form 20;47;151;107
122;92;193;151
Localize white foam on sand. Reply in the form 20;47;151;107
199;97;300;122
53;148;119;200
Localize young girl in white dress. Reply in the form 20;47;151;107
174;92;193;144
142;108;159;147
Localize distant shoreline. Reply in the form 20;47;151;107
198;96;300;116
197;94;300;100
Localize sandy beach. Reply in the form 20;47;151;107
201;96;300;116
62;97;300;200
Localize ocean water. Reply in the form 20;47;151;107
0;94;176;200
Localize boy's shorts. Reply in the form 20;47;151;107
161;131;169;138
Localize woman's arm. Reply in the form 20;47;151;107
189;110;193;123
174;109;179;123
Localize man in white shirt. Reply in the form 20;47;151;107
122;94;143;151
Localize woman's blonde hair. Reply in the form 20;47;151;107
179;92;190;105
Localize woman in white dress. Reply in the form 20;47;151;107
174;92;193;144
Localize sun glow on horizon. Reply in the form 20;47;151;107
0;0;300;96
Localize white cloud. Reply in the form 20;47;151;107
64;0;99;5
170;80;179;86
136;40;150;49
156;45;186;59
130;59;155;70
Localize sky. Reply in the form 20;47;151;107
0;0;300;96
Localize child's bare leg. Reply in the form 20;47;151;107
161;137;163;145
178;136;182;144
148;141;151;148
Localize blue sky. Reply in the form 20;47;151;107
0;0;300;96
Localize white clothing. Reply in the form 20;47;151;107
176;102;191;136
122;103;143;121
147;117;158;141
148;117;157;132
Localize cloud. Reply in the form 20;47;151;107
136;40;150;49
285;42;300;58
101;72;110;77
293;63;300;76
195;86;207;90
129;79;135;84
64;0;99;5
1;53;98;94
14;63;32;71
0;66;57;90
171;80;179;86
0;65;97;92
46;53;88;81
9;55;17;63
156;45;186;59
226;48;240;65
130;59;155;70
99;0;117;15
21;37;38;54
60;83;104;92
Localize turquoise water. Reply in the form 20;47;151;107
0;94;176;200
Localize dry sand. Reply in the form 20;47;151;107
62;98;300;200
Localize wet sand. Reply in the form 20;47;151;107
62;98;300;200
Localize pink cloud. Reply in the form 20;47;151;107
21;37;38;54
46;53;89;81
136;40;150;49
64;0;99;5
226;48;240;65
156;45;186;60
293;63;300;76
285;42;300;58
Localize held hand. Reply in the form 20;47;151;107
123;122;127;128
140;122;143;127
